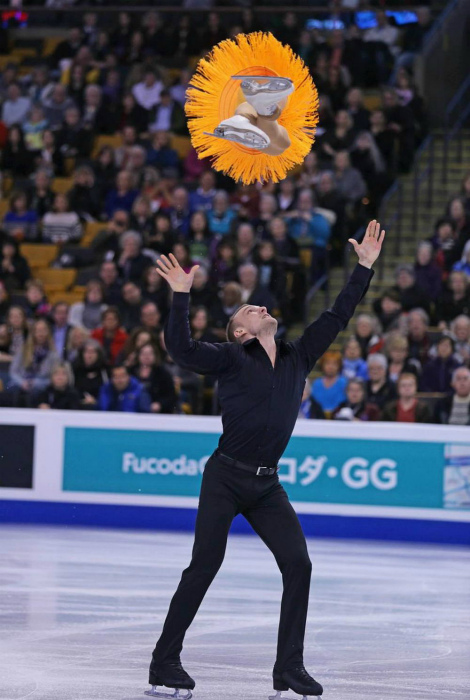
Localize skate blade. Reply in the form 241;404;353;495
269;693;322;700
203;130;269;150
231;76;293;93
231;75;292;82
145;687;192;699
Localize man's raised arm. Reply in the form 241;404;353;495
157;254;235;374
293;220;385;373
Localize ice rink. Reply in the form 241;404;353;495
1;524;469;700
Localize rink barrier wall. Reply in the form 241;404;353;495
0;409;469;545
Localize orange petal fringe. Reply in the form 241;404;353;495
185;32;319;184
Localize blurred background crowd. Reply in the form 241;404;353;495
0;3;469;425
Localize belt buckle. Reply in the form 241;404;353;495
256;466;269;476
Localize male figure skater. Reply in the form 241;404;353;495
148;220;385;699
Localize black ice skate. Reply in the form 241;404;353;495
270;665;323;699
145;660;195;699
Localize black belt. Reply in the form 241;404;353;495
215;450;279;476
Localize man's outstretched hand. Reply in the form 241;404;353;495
156;253;200;293
348;220;385;269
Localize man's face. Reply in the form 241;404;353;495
192;268;207;290
70;27;82;44
112;367;130;392
7;84;20;101
103;313;119;331
398;376;417;400
347;382;364;404
100;263;117;284
141;304;160;328
27;285;43;305
117;171;131;190
65;109;80;127
222;285;241;307
237;225;254;245
368;362;385;382
53;304;68;326
437;339;453;360
233;305;277;341
454;319;470;341
450;274;466;295
335;153;349;171
173;188;188;209
298;192;312;211
347;89;361;109
53;85;66;104
52;367;69;390
238;266;257;290
344;340;361;360
397;271;414;290
408;314;426;338
270;218;286;240
200;171;215;191
144;72;156;87
123;283;141;304
382;296;401;314
123;127;136;145
452;370;470;398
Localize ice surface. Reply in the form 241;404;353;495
0;525;469;700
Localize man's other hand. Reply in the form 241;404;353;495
156;253;200;293
348;220;385;269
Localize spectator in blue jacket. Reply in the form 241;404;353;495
98;364;151;412
189;171;216;212
285;188;332;283
341;336;369;380
207;190;237;236
105;170;139;219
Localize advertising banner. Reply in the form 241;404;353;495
0;424;35;489
63;426;469;511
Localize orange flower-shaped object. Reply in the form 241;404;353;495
185;32;319;184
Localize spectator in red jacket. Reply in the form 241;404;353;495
91;306;128;367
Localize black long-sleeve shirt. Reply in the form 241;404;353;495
165;264;374;466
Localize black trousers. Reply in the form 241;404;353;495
152;452;312;672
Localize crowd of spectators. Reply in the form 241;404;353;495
1;7;466;425
306;170;470;426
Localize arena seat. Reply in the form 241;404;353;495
92;134;123;158
80;221;103;247
299;249;312;269
0;56;20;70
20;244;59;270
35;268;77;290
43;37;63;56
2;176;14;195
48;289;84;305
0;200;9;219
51;178;73;194
11;48;37;61
171;135;192;160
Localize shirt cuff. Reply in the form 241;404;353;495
172;291;190;308
352;263;375;283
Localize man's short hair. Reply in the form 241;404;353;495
226;304;250;342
